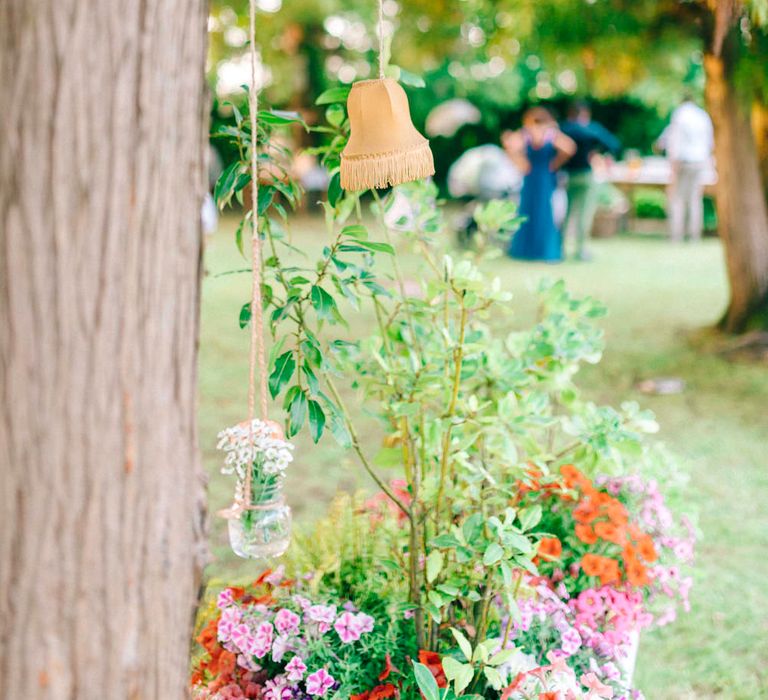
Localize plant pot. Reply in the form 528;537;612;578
618;629;641;688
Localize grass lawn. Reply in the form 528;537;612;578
199;212;768;700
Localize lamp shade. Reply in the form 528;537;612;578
340;78;434;191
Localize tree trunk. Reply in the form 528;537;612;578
704;50;768;332
0;1;208;698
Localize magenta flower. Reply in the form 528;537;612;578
306;669;335;697
334;611;362;643
275;608;301;635
217;588;235;609
285;655;307;682
264;678;293;700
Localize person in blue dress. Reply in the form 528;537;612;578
503;107;576;262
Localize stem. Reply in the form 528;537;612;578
325;376;412;522
435;295;468;525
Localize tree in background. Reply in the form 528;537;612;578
0;1;208;697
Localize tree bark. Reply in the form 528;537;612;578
704;50;768;332
0;1;209;698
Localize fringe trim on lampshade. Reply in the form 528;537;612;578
340;141;435;192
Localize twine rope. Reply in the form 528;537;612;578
242;0;269;511
378;0;385;79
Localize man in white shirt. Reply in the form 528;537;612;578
658;96;714;241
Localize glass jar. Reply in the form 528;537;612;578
228;483;292;560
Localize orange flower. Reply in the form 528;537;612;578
351;693;371;700
560;464;591;490
606;500;628;525
581;553;612;577
369;684;398;700
217;650;236;676
594;521;627;546
575;524;598;544
196;619;219;653
537;537;562;561
637;534;658;563
598;558;621;586
625;557;650;586
418;650;447;688
573;500;600;524
539;693;560;700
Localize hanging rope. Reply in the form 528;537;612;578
241;0;270;510
378;0;385;79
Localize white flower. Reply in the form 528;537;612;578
217;419;294;480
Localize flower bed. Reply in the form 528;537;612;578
197;103;697;700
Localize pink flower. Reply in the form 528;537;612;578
272;634;292;662
218;588;236;609
334;611;362;643
306;669;335;697
576;590;603;616
307;605;336;634
264;565;286;586
293;595;312;611
285;656;307;682
354;612;375;634
231;623;253;652
275;608;301;635
601;662;621;682
582;672;614;698
248;621;274;658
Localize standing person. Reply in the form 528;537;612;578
503;107;575;262
658;94;714;242
560;101;621;260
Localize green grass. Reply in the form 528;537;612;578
199;214;768;699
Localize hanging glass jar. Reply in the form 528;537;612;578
218;419;294;560
228;473;292;559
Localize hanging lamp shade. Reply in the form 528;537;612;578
340;77;435;191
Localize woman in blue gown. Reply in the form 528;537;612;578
503;108;575;262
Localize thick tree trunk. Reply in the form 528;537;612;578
0;1;208;698
704;51;768;332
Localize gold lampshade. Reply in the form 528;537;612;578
340;78;435;191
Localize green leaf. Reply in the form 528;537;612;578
307;399;325;443
398;67;426;88
316;86;351;105
288;389;308;436
483;543;504;566
483;667;503;690
268;351;295;399
518;505;542;531
257;186;274;215
412;662;440;700
442;659;474;696
239;302;251;329
213;160;242;209
259;109;304;125
354;240;395;255
341;224;368;240
431;533;461;548
450;629;473;662
327;172;342;207
489;649;515;667
426;550;444;583
325;103;346;127
310;285;337;321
